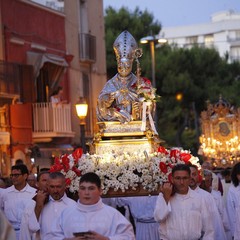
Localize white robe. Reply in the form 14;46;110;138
226;184;240;237
1;184;36;240
211;189;231;239
48;198;135;240
221;179;231;207
194;187;228;240
19;193;76;240
234;190;240;240
154;188;214;240
0;209;16;240
116;196;160;240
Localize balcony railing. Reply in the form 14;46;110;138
32;103;75;141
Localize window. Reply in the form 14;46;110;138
204;35;214;47
230;46;240;62
186;36;198;44
235;30;240;41
79;33;96;62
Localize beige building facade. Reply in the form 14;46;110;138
64;0;107;143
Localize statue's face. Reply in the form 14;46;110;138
117;58;133;77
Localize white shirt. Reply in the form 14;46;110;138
154;188;214;240
1;184;36;240
116;196;160;240
226;184;240;237
48;198;135;240
20;193;76;240
50;95;60;103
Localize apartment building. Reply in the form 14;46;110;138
158;10;240;62
0;0;106;175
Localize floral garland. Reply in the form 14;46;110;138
49;147;200;194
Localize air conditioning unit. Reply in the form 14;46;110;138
79;33;96;63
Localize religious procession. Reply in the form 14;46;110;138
1;1;240;240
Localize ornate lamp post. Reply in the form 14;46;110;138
140;35;167;130
75;97;88;153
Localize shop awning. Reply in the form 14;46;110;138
26;51;68;82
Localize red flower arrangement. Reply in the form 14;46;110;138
157;146;199;182
49;148;83;192
48;145;200;194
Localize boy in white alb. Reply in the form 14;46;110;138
48;172;135;240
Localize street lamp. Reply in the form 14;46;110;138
140;35;167;132
140;36;167;88
75;97;88;153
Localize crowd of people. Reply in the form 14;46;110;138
0;160;240;240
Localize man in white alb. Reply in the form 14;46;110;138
1;164;36;240
154;164;214;240
19;171;50;240
20;172;76;240
189;164;228;240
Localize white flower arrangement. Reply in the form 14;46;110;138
50;147;201;195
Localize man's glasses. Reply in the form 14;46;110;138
173;177;190;181
10;173;23;178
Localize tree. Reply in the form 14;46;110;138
157;45;240;154
104;6;161;78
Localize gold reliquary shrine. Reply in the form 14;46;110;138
92;121;160;155
199;96;240;167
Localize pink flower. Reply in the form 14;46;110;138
65;178;71;186
72;148;83;160
72;166;81;177
49;164;63;172
180;152;191;163
157;146;168;155
170;149;180;159
142;77;152;85
159;162;168;174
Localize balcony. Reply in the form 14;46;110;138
32;103;75;142
79;33;96;63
